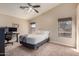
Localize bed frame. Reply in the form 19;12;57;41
20;38;50;49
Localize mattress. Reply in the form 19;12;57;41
19;31;49;45
26;34;48;44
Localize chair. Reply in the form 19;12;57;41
5;32;13;45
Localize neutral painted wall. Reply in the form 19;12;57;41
29;4;77;47
76;4;79;51
0;14;29;35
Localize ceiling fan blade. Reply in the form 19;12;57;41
32;5;40;8
20;6;25;9
27;3;32;6
33;9;39;13
20;6;29;9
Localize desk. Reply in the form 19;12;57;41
12;32;19;42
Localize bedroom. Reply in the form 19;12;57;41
0;3;79;56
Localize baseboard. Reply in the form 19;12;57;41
48;41;76;49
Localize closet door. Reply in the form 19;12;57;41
0;28;5;56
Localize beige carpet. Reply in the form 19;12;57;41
5;42;79;56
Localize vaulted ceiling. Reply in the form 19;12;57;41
0;3;60;20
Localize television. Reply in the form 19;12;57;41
8;27;17;32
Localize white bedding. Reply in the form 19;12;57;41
26;31;49;44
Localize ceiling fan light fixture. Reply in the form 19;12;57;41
28;7;33;13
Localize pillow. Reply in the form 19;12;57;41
31;30;42;34
32;30;50;35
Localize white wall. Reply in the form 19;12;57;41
76;4;79;51
29;4;77;47
0;14;29;35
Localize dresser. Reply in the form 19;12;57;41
0;28;5;56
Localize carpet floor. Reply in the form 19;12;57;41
5;42;79;56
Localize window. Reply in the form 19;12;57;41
30;22;36;32
58;17;72;38
30;22;36;28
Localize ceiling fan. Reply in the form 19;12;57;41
20;3;40;13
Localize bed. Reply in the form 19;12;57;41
19;31;50;49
